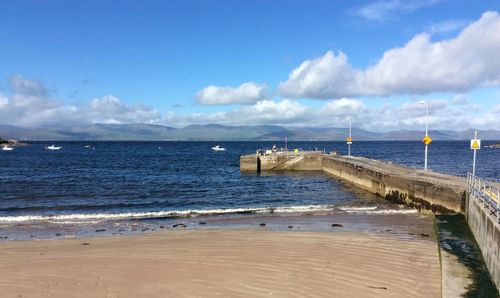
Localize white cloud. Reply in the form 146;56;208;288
280;51;362;99
196;82;268;105
226;99;311;125
163;96;499;131
280;11;500;99
0;94;8;109
164;99;312;126
1;76;497;132
354;0;440;22
320;98;365;116
0;76;162;128
0;78;500;131
86;95;162;125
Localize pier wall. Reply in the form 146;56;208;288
322;157;463;213
240;155;258;172
240;154;323;172
466;192;500;289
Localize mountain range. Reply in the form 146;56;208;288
0;124;499;141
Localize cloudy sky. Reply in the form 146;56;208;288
0;0;499;131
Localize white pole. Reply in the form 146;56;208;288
348;118;351;157
424;103;428;171
472;131;477;176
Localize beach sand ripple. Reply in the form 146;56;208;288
0;230;441;297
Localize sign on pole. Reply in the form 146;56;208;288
471;131;479;176
422;135;432;145
470;139;481;150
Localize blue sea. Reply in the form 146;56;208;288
0;140;498;240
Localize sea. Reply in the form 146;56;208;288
0;140;498;241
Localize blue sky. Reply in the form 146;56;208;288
0;0;499;131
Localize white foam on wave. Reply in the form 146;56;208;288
339;206;417;215
0;205;419;224
339;206;377;212
0;205;336;224
365;209;418;214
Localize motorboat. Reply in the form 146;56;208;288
1;145;14;151
211;145;226;151
84;145;91;148
46;145;62;150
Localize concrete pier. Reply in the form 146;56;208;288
241;151;466;213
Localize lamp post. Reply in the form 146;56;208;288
418;101;429;171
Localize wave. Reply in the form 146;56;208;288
0;205;336;224
339;206;377;212
0;204;420;224
339;206;417;214
364;209;418;214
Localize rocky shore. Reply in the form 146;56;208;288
0;137;25;146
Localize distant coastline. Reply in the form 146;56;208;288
1;123;499;142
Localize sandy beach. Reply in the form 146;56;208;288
0;229;441;298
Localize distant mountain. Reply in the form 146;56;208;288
0;124;499;141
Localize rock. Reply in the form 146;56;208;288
81;243;90;245
95;229;106;232
288;225;293;229
331;223;343;227
173;223;187;228
159;225;166;229
259;223;266;227
199;221;207;225
420;233;429;237
55;233;61;236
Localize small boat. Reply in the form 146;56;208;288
1;145;14;151
84;145;91;148
46;145;62;150
211;145;226;151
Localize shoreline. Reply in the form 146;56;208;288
0;229;441;298
0;209;433;242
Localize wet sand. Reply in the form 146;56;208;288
0;229;441;298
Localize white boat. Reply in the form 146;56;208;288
84;145;91;148
46;145;62;150
1;145;14;151
211;145;226;151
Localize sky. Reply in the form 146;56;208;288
0;0;499;131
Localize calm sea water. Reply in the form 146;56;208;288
0;141;498;239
